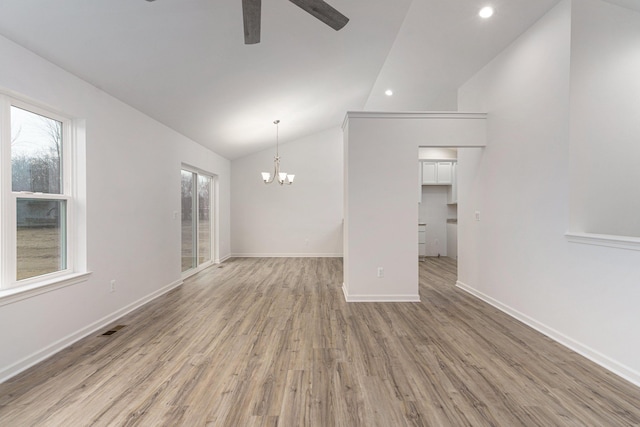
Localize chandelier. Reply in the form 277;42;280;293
261;120;295;185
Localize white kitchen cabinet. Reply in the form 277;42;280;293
421;161;454;185
421;162;437;184
437;162;453;184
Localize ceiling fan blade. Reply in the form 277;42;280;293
289;0;349;31
242;0;261;44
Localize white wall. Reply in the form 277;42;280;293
230;127;343;257
457;0;640;386
446;223;457;259
343;112;486;302
0;34;231;381
569;0;640;237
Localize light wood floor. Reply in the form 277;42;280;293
1;257;639;426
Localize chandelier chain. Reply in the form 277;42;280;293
275;120;280;158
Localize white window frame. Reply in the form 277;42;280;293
0;94;89;302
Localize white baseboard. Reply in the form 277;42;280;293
230;253;343;258
342;283;420;302
218;254;232;263
0;279;183;384
456;280;640;388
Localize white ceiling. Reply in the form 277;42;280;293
366;0;563;111
0;0;565;159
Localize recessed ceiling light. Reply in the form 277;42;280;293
479;6;494;18
385;89;393;96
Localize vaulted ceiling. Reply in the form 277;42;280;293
0;0;587;159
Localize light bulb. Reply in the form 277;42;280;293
479;6;494;18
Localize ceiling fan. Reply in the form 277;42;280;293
242;0;349;44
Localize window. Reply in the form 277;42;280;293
1;96;84;292
181;168;214;274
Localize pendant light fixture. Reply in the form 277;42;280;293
261;120;295;185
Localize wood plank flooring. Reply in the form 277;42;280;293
1;257;639;426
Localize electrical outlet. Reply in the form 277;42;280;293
110;280;116;293
475;211;481;221
377;267;384;278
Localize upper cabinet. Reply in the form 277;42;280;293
422;162;437;184
437;162;453;184
421;161;454;185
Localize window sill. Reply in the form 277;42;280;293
565;232;640;251
0;272;92;307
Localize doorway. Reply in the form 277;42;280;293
418;148;458;261
417;146;483;283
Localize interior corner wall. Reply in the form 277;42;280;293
230;127;343;257
0;34;231;382
568;0;640;237
457;0;640;385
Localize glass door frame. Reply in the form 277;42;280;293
180;165;217;278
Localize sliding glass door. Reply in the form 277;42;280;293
197;174;212;265
181;168;214;274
